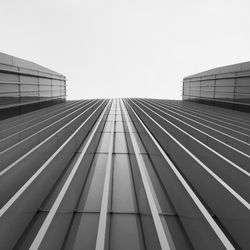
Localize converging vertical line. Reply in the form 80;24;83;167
121;99;173;250
125;98;235;250
28;100;111;249
95;99;115;250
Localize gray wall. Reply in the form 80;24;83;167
0;52;66;107
183;62;250;109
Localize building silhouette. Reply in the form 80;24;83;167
0;54;249;249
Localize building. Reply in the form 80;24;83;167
0;52;66;119
183;62;250;112
0;57;249;249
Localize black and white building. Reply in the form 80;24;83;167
0;56;249;249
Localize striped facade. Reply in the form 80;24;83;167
0;98;249;249
0;52;66;119
183;62;250;111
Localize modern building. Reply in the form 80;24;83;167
0;57;249;249
183;62;250;111
0;52;66;119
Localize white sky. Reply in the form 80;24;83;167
1;0;250;100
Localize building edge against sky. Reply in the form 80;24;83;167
1;51;250;114
183;61;250;112
0;52;66;119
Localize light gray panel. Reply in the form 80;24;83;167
112;154;136;212
39;85;52;91
110;214;143;250
82;154;107;211
20;75;39;84
65;213;99;250
96;132;111;153
114;133;127;153
20;84;38;92
0;72;19;82
0;84;19;93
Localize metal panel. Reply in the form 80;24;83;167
0;53;66;110
183;62;250;110
0;98;249;249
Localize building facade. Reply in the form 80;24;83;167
0;52;66;119
183;62;250;111
0;57;249;249
0;98;249;249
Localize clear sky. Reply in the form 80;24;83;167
1;0;250;99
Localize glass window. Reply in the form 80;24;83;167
215;91;234;99
0;96;19;105
236;77;250;86
234;94;250;103
40;91;52;97
201;86;214;91
234;93;250;98
52;85;61;91
112;155;136;212
0;72;18;82
20;75;38;84
20;91;39;96
183;89;189;95
235;86;250;94
0;83;19;93
201;80;214;87
110;215;142;250
215;79;234;87
200;91;214;98
20;84;38;92
20;92;39;102
115;133;127;153
189;90;200;96
190;86;201;90
52;79;61;86
63;213;100;249
97;133;111;153
39;78;52;85
215;86;234;92
39;85;52;91
115;122;124;132
190;82;200;87
52;90;61;97
103;121;112;132
82;154;107;211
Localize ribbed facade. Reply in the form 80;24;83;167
0;98;249;249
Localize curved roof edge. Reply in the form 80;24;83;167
0;52;65;78
184;61;250;79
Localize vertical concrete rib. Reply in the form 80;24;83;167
121;99;173;250
124;99;235;250
29;100;111;249
129;98;250;209
0;97;249;249
138;99;250;175
95;99;115;250
0;100;107;249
